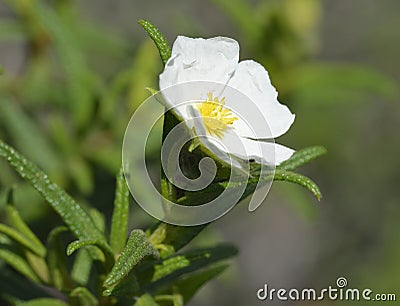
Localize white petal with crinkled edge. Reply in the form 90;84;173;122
208;130;294;166
188;106;293;166
227;60;295;139
159;81;230;121
159;36;239;91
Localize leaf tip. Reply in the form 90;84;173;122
6;186;16;206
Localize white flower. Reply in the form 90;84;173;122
159;36;295;167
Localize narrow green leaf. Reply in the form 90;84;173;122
0;265;51;301
110;168;130;254
5;188;46;254
155;294;183;306
0;224;45;257
0;245;40;283
145;87;159;96
150;224;206;259
102;270;139;297
0;140;107;244
71;249;92;286
154;245;235;282
138;20;171;65
69;287;98;306
25;251;50;284
66;239;114;264
159;111;182;203
171;264;228;304
17;298;68;306
220;162;323;202
104;229;159;287
134;294;159;306
278;146;327;171
138;245;237;293
148;223;167;246
89;208;106;233
46;226;72;289
274;169;322;201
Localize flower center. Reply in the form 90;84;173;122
197;93;238;138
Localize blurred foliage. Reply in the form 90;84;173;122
0;0;162;223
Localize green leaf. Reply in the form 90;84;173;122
138;20;171;65
102;270;139;297
159;111;182;203
17;298;68;306
25;251;50;284
278;146;327;171
0;139;107;245
220;163;323;202
71;249;92;286
155;294;183;306
110;168;130;254
46;226;72;289
0;244;40;283
139;245;237;293
5;188;46;254
0;224;45;257
88;208;106;233
0;265;51;301
134;294;159;306
145;87;159;96
170;264;228;304
274;169;322;201
104;229;159;287
151;224;207;259
66;239;114;265
69;287;98;306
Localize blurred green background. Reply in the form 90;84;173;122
0;0;399;305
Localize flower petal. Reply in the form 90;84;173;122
227;60;295;138
159;81;229;121
187;105;242;169
188;105;293;166
159;36;239;90
210;131;295;166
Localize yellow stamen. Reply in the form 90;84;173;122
197;92;238;138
